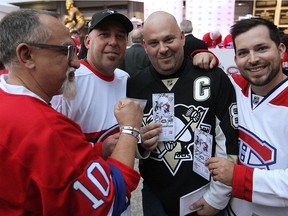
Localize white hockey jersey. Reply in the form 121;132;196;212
228;74;288;216
52;59;129;142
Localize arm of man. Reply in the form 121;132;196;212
190;49;219;70
207;157;288;207
48;98;142;215
232;165;288;207
191;68;239;214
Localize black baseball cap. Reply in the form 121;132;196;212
88;9;133;34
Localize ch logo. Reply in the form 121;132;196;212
239;126;276;170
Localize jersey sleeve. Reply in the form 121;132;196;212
213;68;239;156
203;68;239;209
49;114;140;215
232;164;288;207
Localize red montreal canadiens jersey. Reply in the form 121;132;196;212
228;74;288;216
0;75;140;215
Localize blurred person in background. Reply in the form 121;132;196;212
180;19;208;57
119;28;150;77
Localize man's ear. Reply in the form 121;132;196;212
84;34;90;49
16;43;35;69
181;31;185;47
142;40;148;53
279;42;286;59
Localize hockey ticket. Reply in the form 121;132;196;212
192;128;212;180
152;93;175;141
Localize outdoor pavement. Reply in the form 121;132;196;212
131;159;144;216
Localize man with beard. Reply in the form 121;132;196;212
0;9;144;215
202;18;288;216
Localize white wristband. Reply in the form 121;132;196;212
120;126;140;133
120;128;140;142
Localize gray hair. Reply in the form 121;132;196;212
180;19;193;34
131;28;143;44
0;9;59;67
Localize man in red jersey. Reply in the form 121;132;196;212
0;9;143;215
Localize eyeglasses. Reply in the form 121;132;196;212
28;43;78;61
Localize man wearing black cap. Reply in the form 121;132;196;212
52;9;161;161
53;9;132;153
52;9;162;215
88;9;134;34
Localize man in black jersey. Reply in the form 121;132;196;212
127;11;239;216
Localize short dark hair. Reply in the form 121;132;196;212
230;18;280;52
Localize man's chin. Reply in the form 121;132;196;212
61;80;77;101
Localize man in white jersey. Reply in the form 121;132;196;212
52;9;162;158
201;18;288;215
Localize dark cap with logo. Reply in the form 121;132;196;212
88;9;133;34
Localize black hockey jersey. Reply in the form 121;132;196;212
127;58;238;215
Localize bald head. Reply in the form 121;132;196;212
142;11;185;76
143;11;181;39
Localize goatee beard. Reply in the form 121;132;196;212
61;67;77;100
